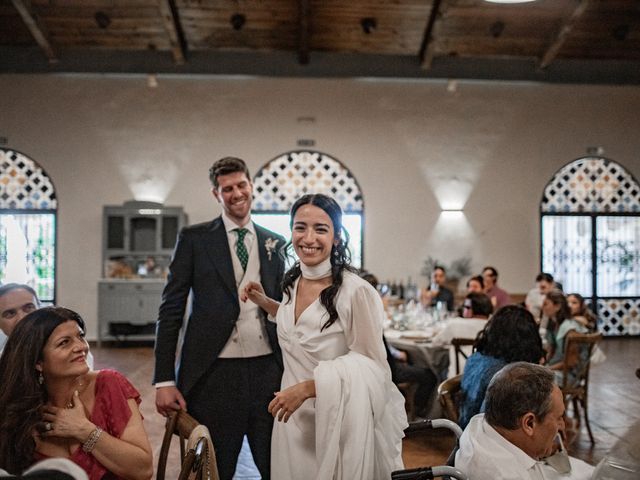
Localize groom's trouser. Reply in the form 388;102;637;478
187;354;282;480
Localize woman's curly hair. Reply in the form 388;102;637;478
474;305;544;363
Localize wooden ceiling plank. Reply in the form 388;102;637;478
419;0;444;70
540;0;591;69
10;0;56;62
157;0;185;64
298;0;310;64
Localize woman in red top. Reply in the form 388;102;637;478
0;307;152;480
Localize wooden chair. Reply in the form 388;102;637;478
157;410;219;480
559;332;602;445
450;338;475;375
437;374;463;424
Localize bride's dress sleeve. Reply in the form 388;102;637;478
343;281;390;373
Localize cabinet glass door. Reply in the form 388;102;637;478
130;217;157;251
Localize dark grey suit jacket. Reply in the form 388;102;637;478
153;216;285;397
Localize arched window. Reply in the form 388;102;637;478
0;149;57;303
541;156;640;335
252;150;364;268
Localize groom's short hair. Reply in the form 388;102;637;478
209;157;251;188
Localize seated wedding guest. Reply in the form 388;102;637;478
525;273;555;320
455;277;485;316
384;337;438;419
0;284;93;367
360;271;439;419
432;293;493;347
456;362;594;480
566;293;597;332
466;275;484;294
543;290;588;379
420;266;454;311
0;307;153;480
458;306;544;429
0;283;39;344
482;266;512;309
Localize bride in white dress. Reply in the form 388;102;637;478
242;193;407;480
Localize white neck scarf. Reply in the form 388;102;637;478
300;257;332;280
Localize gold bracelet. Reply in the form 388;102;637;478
82;427;103;453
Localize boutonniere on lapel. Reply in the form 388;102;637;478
264;237;279;261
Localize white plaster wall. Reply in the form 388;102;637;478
1;74;639;339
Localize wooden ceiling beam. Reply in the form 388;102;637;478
298;0;311;65
419;0;444;70
11;0;56;63
157;0;186;65
540;0;591;69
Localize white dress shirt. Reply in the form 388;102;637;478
455;414;594;480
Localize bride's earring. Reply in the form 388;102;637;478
38;371;44;385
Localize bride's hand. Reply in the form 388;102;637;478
268;380;315;423
241;281;266;304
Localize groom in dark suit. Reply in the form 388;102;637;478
153;157;285;480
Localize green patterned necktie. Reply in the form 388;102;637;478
234;228;249;271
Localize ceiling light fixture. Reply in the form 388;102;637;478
360;17;377;34
230;13;246;31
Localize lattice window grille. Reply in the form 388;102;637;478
541;157;640;213
597;298;640;336
252;151;363;213
0;149;57;210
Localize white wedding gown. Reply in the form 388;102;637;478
270;271;407;480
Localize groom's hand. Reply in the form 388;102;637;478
156;386;187;416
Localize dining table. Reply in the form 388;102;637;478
384;326;451;382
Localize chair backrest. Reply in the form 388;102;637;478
451;338;475;375
560;332;602;392
179;436;212;480
157;410;219;480
437;374;463;424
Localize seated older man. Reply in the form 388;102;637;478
0;283;94;367
455;362;594;480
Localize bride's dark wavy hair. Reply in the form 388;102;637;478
282;194;356;331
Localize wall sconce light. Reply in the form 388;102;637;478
441;208;464;219
360;17;377;34
230;13;246;31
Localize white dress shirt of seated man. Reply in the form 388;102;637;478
455;361;594;480
0;283;95;368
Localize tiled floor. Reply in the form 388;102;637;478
91;336;640;478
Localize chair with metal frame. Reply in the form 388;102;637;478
391;418;468;480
